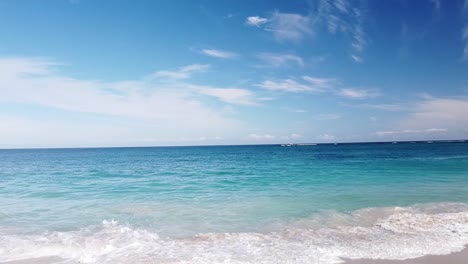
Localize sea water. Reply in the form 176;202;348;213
1;142;468;263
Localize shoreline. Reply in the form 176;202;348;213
342;247;468;264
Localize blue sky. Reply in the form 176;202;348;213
1;0;468;148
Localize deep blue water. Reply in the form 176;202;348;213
1;142;468;263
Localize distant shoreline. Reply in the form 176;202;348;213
0;139;467;150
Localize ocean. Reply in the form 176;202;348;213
1;142;468;263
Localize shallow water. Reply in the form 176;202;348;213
1;142;468;263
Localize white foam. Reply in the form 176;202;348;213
2;203;468;264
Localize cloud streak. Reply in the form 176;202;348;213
257;76;377;100
0;58;262;147
318;0;368;61
246;1;368;61
376;128;447;136
201;49;238;59
256;53;304;67
151;64;210;80
257;76;337;93
338;88;379;99
190;85;255;105
246;12;314;42
463;25;468;59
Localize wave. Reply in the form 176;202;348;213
2;203;468;264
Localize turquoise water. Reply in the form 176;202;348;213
2;142;468;263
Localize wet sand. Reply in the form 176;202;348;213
343;247;468;264
2;248;467;264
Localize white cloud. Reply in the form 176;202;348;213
303;76;338;89
284;107;307;113
246;1;367;60
0;58;254;147
290;133;303;139
318;134;335;140
318;0;367;62
368;96;468;140
350;54;363;63
314;113;340;120
246;12;313;42
257;96;275;101
151;64;209;80
201;49;238;59
376;130;420;136
333;0;350;14
191;85;255;105
402;96;468;129
426;128;448;132
258;76;336;93
280;133;304;141
246;16;268;27
248;133;275;140
267;12;313;41
355;103;408;111
257;79;317;93
256;53;304;67
338;88;379;99
376;128;448;136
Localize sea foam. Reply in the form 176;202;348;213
2;203;468;264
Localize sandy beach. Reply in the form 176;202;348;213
343;247;468;264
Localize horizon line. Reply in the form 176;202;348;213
0;139;466;151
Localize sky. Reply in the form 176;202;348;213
1;0;468;148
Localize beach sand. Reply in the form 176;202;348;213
343;247;468;264
2;249;468;264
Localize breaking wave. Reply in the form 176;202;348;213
2;203;468;264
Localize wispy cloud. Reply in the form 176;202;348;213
350;54;363;63
318;133;336;140
256;53;304;67
247;133;275;140
369;95;468;139
430;0;441;11
284;107;308;113
245;1;367;60
280;133;304;141
0;57;257;147
376;128;447;136
267;12;313;42
355;103;408;111
338;88;379;99
463;25;468;59
257;76;336;93
318;0;368;62
314;113;341;120
288;133;303;139
258;79;316;92
257;76;379;100
463;2;468;59
201;49;238;59
303;76;338;89
401;96;468;129
151;64;210;80
190;85;255;105
246;12;313;42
